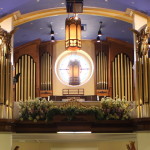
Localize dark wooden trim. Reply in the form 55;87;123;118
1;118;150;133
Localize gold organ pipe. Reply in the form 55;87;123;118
144;55;148;103
30;59;33;99
117;54;121;99
28;56;31;99
50;55;52;90
15;63;19;101
48;53;50;90
21;56;24;101
148;58;150;116
112;61;115;99
115;57;118;98
106;55;108;89
45;53;48;90
127;57;130;101
0;57;1;103
112;54;133;101
43;54;45;90
18;59;21;101
124;55;127;100
96;51;108;90
1;55;4;103
5;59;8;105
42;54;44;90
44;53;46;90
121;53;124;100
139;58;143;105
148;58;150;103
33;63;36;99
24;55;27;101
6;58;9;105
96;55;98;87
99;52;101;89
103;53;106;89
101;51;103;89
98;52;100;89
47;53;49;90
130;61;133;101
41;54;43;90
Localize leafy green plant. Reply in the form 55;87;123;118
19;97;133;122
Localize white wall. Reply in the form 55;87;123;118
13;140;132;150
0;133;12;150
53;40;95;96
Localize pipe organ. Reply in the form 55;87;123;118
133;25;150;117
137;55;150;117
0;27;14;119
112;53;133;101
96;50;108;90
15;55;36;101
40;52;52;90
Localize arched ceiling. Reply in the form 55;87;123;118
0;0;150;47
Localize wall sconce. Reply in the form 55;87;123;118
65;16;81;51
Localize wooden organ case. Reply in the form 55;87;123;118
95;37;134;99
14;38;133;101
14;40;53;101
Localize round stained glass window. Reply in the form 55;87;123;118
55;50;94;86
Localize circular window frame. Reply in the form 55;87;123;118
55;50;94;87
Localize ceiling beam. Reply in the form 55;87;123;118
13;7;134;26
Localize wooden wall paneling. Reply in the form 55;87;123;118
14;39;41;99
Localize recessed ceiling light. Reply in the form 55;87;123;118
113;20;117;23
105;0;108;2
37;0;40;2
61;27;64;30
40;28;43;29
131;1;135;4
0;8;3;10
61;2;65;5
57;131;92;134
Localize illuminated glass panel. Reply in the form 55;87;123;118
55;50;94;86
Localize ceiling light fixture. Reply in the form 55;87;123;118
98;21;103;37
57;131;92;134
97;36;101;42
65;16;81;51
51;36;55;42
49;24;55;42
96;21;103;42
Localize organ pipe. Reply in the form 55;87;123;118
0;27;14;119
112;53;133;101
15;55;36;101
40;52;52;90
96;51;108;90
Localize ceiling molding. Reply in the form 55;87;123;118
126;8;150;19
13;7;133;26
0;11;21;23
